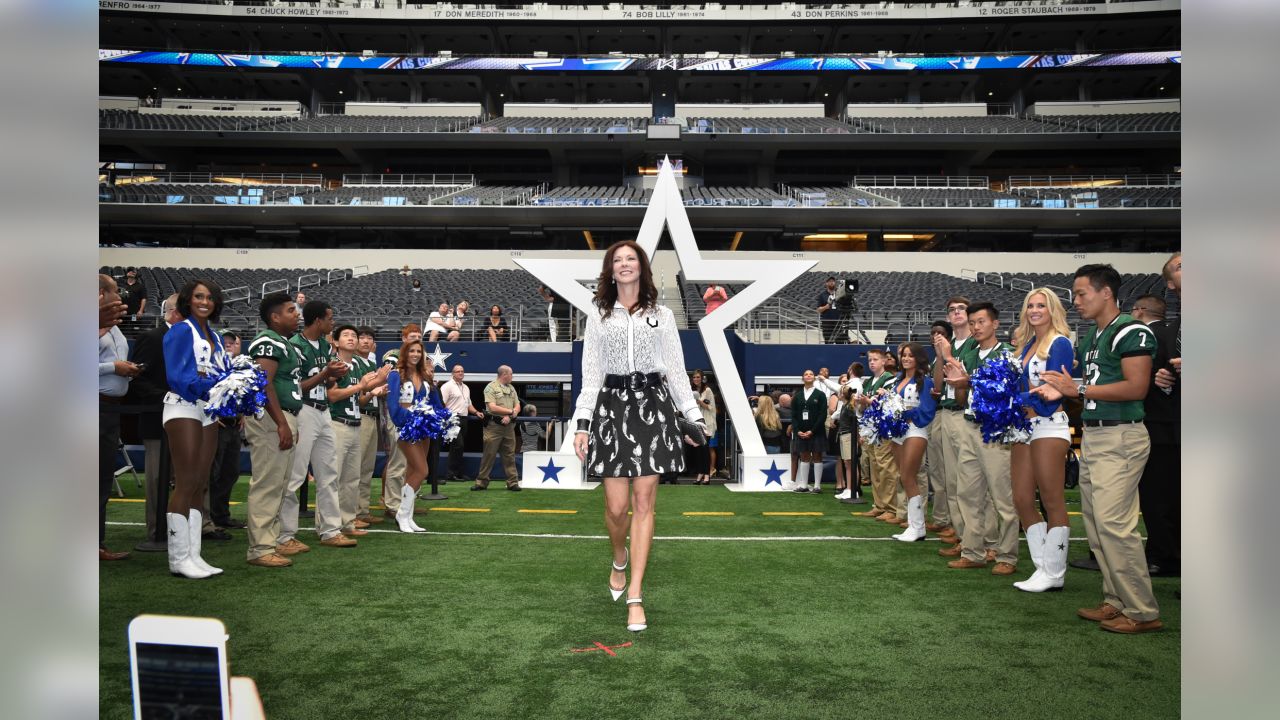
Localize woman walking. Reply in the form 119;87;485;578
573;240;707;632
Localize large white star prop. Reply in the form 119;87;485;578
426;343;451;371
514;158;815;490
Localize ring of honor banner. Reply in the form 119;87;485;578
99;50;1181;73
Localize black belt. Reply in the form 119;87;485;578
940;406;964;413
303;399;328;412
334;416;361;427
282;406;300;416
604;372;663;391
361;409;379;418
1083;419;1142;428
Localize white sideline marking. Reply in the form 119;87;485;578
104;521;1108;542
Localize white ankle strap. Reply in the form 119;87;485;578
626;597;643;605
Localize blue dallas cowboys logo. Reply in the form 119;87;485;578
759;461;786;487
538;458;564;483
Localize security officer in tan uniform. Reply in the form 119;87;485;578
473;365;522;491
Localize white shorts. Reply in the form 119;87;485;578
1024;411;1071;443
162;392;217;427
892;422;929;445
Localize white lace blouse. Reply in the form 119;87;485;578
572;302;702;427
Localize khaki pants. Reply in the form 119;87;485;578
869;440;900;517
383;418;406;513
476;422;518;488
955;422;1017;565
925;414;951;527
935;410;970;540
331;420;362;532
1081;423;1159;621
858;437;871;487
244;412;298;561
357;415;378;518
279;405;342;543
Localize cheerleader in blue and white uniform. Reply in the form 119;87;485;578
384;339;432;534
1009;289;1077;592
887;342;937;543
162;279;230;579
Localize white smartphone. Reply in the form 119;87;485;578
128;615;231;720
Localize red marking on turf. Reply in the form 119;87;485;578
570;641;632;657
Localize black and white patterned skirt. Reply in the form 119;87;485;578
587;384;686;478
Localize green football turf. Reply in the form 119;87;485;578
100;477;1179;720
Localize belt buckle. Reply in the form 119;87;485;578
627;371;646;391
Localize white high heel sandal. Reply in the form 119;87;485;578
609;548;629;602
626;596;647;632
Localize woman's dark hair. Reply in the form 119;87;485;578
177;279;223;324
897;342;928;393
490;305;502;316
691;369;705;388
594;240;658;318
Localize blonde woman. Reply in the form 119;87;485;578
754;395;784;454
1009;289;1076;592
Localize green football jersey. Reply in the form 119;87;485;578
357;355;379;412
329;355;368;422
938;336;977;409
863;371;895;394
291;333;334;406
248;329;303;412
958;340;1013;412
1077;313;1156;422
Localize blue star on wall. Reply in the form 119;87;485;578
760;461;786;487
539;458;564;483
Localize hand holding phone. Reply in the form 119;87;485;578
129;615;231;720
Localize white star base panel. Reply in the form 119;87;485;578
724;454;795;492
518;452;600;490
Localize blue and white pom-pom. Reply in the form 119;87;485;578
969;349;1032;444
203;355;268;420
858;391;908;444
397;395;459;444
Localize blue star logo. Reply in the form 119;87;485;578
539;458;564;483
760;461;786;487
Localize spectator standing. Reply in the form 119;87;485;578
99;274;141;561
327;325;390;539
354;327;386;525
126;293;179;544
815;276;841;344
690;370;718;484
855;349;900;520
931;297;977;554
702;284;729;315
121;267;148;318
1140;253;1181;577
207;330;246;531
790;370;829;493
486;305;510;342
1035;264;1163;634
541;285;572;342
441;364;484;482
473;365;522;491
242;293;301;568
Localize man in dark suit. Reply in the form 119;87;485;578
1139;253;1181;576
126;294;178;545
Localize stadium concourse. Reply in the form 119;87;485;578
98;1;1181;718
